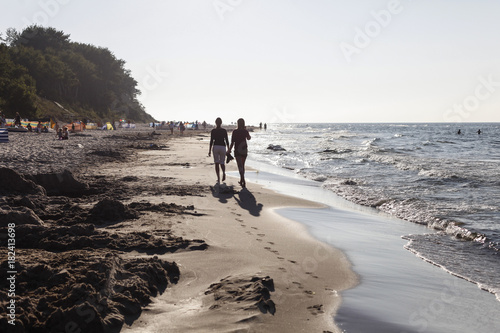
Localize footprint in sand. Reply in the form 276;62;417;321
264;247;280;255
251;227;258;230
256;238;263;242
307;304;324;315
257;233;265;237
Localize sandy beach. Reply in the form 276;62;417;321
0;127;356;332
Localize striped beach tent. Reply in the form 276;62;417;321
22;120;50;128
0;129;8;143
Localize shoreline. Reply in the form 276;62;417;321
243;158;500;332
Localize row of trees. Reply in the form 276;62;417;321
0;26;154;122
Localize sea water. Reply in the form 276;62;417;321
239;165;500;332
248;123;500;303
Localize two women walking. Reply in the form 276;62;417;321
208;118;251;187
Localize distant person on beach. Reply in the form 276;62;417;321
0;112;5;128
477;129;481;135
27;123;32;132
259;122;262;130
179;122;185;135
57;128;63;139
14;112;21;127
62;127;69;140
229;118;251;188
208;117;230;183
169;121;174;135
37;121;42;133
457;129;461;135
264;123;267;131
202;121;207;130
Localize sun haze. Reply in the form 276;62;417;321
2;0;499;124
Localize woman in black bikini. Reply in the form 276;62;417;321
229;118;251;188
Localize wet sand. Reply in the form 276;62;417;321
0;127;356;332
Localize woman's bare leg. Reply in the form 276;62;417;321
236;156;247;187
215;163;221;183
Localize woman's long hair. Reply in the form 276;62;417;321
237;118;245;130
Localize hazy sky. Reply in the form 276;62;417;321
2;0;500;124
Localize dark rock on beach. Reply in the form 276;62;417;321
0;250;179;332
29;169;89;197
0;128;208;332
206;275;276;315
0;167;46;196
87;198;139;224
267;144;286;151
341;179;357;186
8;222;207;254
0;206;45;226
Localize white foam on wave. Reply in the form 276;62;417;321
251;122;500;304
401;232;500;301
